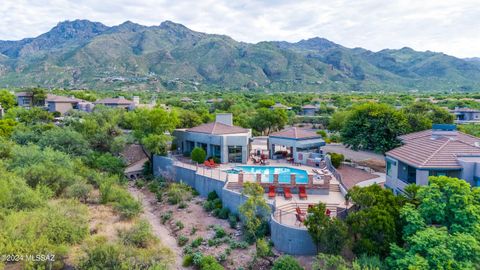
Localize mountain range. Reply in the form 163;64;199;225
0;19;479;92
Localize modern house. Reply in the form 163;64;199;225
94;97;136;110
173;113;252;163
270;102;292;110
16;92;39;108
451;107;480;124
46;95;83;115
385;125;480;194
301;104;318;116
268;128;325;164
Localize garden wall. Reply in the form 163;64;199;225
270;215;317;255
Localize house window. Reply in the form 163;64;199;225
386;161;393;176
398;162;416;184
228;146;243;163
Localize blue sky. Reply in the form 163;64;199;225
1;0;479;57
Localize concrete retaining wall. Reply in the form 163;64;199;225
153;155;320;256
270;215;317;255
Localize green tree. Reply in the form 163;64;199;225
177;109;203;128
255;238;274;265
341;103;408;153
312;253;350;270
124;107;178;140
142;134;171;159
191;147;207;164
250;108;288;135
0;119;17;137
272;255;304;270
328;110;350;132
0;89;16;110
346;185;404;257
239;182;271;242
304;203;349;254
387;176;480;269
402;102;454;132
37;127;90;156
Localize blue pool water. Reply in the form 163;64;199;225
232;166;309;184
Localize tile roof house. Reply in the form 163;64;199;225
385;125;480;193
451;107;480;124
173;113;252;163
268;127;325;164
300;104;319;116
46;95;87;115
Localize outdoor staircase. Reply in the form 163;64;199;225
329;183;341;192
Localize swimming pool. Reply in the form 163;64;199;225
231;166;309;184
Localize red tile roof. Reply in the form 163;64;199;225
186;122;249;135
387;130;480;169
269;127;321;139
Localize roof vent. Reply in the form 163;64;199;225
475;142;480;148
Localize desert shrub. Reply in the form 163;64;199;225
272;255;304;270
113;195;142;219
353;254;384;270
175;220;185;230
207;190;219;201
228;213;239;229
328;152;344;168
156;191;163;202
78;237;172;270
214;226;227;239
119;220;155;248
190;226;198;235
312;253;350;270
178;201;188;209
218;207;230;219
178;235;189;247
183;254;194;266
191;237;204;248
167;183;192;205
147;181;160;193
192;252;204;266
200;255;224;270
135;179;145;188
161;211;172;224
191;147;206;164
64;181;93;203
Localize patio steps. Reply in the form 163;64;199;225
329;183;341;192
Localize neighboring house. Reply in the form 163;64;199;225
270;102;292;110
94;97;136;110
46;95;83;115
301;104;318;116
173;113;252;163
16;92;40;108
268;127;325;164
385;124;480;194
180;97;193;103
451;107;480;124
120;144;149;180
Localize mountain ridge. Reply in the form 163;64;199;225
0;19;479;92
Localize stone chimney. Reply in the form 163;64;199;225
215;113;233;126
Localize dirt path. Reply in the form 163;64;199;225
128;186;184;270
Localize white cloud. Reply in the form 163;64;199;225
1;0;479;57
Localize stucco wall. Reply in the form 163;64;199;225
270;215;317;255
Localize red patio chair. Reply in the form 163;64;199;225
296;206;306;216
299;186;308;200
209;159;219;168
268;186;276;199
325;209;331;217
295;213;305;226
203;161;211;167
284;187;292;200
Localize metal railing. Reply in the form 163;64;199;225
324;155;348;195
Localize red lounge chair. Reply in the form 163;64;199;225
325;209;331;217
299;186;308;200
284;187;292;200
204;161;211;167
295;213;305;226
296;206;305;216
268;186;276;199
